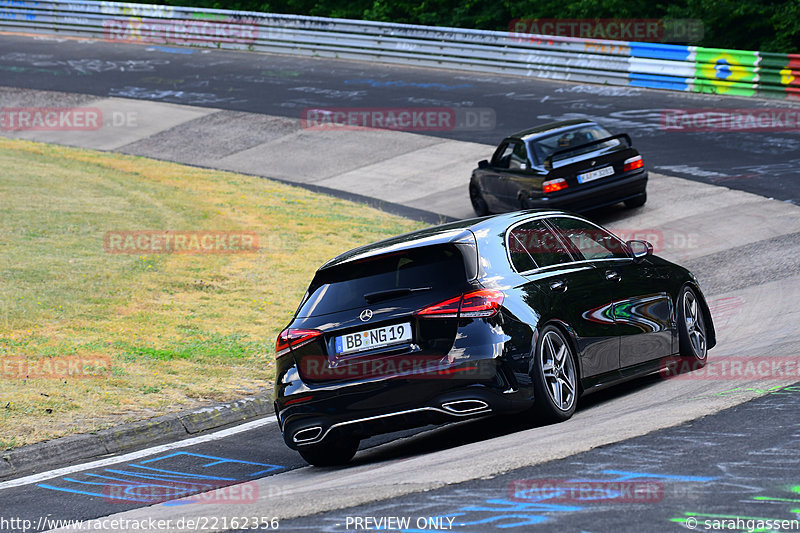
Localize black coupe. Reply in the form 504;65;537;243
469;120;648;216
274;210;713;466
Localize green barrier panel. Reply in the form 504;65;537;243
759;52;787;89
694;47;758;96
757;52;800;99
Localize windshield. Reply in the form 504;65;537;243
531;125;621;166
296;244;467;318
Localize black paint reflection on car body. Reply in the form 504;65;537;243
273;210;714;466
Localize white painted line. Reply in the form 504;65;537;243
0;416;278;491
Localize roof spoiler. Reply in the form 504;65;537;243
544;133;631;170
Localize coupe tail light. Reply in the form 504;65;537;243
275;328;323;359
623;155;644;172
542;178;568;194
415;289;505;319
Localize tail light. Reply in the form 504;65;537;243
275;328;323;359
543;178;568;194
623;155;644;172
415;289;504;319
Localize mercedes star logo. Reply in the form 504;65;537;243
359;309;373;322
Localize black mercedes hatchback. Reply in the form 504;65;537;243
274;210;714;466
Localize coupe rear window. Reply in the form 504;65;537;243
296;245;468;318
531;125;621;165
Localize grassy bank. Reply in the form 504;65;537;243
0;138;425;448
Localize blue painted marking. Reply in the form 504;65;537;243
715;59;732;80
88;472;219;493
456;514;548;528
628;42;691;61
69;478;200;500
628;73;690;91
123;465;235;480
37;483;152;502
463;499;582;513
37;452;284;503
93;468;226;483
65;473;147;485
594;470;715;482
149;46;194;55
139;451;282;476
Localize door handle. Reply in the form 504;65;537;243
605;270;621;282
549;280;567;292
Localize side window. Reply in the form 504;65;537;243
507;219;574;272
547;217;628;260
509;142;529;170
491;143;514;169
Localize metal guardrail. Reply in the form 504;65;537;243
1;0;798;99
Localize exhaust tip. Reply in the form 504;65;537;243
293;426;323;444
441;399;490;414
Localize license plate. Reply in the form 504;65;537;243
577;166;614;184
335;322;412;355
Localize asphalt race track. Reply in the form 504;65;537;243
273;383;800;532
1;31;800;533
1;33;799;204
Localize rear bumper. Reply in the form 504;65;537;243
524;170;647;212
275;363;533;449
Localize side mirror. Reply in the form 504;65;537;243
478;159;490;169
626;240;653;261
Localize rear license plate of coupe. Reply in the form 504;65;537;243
577;166;614;184
335;322;412;355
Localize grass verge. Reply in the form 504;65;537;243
0;138;426;449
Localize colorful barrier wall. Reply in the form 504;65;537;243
0;0;797;100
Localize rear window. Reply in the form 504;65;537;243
296;245;468;318
531;125;621;165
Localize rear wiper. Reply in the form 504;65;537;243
364;286;432;304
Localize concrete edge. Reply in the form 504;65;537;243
133;157;458;225
0;391;274;481
258;173;459;225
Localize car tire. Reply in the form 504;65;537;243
625;193;647;209
470;185;490;216
297;436;359;467
530;326;579;422
678;285;708;364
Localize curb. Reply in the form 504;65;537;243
0;391;274;480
